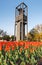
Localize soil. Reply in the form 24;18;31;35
37;58;42;65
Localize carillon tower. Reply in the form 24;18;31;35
14;2;28;41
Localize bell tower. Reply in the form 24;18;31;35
14;2;28;41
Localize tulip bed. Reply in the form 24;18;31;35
0;41;42;65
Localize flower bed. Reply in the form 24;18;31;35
0;41;42;65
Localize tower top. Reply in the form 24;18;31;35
16;2;27;9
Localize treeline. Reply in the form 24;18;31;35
0;35;15;41
0;24;42;41
0;29;15;41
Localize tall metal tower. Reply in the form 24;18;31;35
14;2;28;41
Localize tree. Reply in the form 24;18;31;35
11;35;16;41
39;32;42;41
35;24;42;33
11;35;14;41
28;24;42;41
28;28;39;41
35;24;42;41
2;35;10;41
28;33;32;41
0;29;6;37
0;37;2;40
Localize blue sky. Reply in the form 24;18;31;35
0;0;42;35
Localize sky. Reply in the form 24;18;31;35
0;0;42;35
